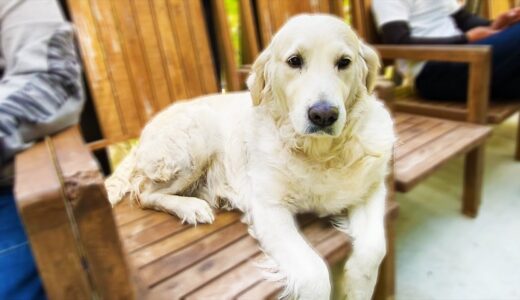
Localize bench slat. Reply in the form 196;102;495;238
140;220;248;286
187;224;351;299
118;212;172;238
395;96;520;124
150;219;335;298
129;211;240;266
396;120;459;159
395;116;491;192
89;0;144;135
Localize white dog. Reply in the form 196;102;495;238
106;14;394;300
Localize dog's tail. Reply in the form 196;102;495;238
105;148;138;206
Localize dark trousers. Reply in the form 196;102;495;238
0;186;46;300
416;22;520;101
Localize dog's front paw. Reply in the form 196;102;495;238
343;255;382;300
175;197;215;225
289;260;331;300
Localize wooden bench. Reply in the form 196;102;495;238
16;127;400;299
14;1;399;299
351;0;520;161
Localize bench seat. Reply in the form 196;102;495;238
393;113;492;192
114;200;399;299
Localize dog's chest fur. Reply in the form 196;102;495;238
212;126;384;217
276;148;382;216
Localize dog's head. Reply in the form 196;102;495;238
247;14;379;138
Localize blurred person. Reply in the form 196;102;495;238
0;0;84;299
372;0;520;100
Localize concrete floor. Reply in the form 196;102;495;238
395;114;520;300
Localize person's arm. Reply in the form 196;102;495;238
379;8;500;45
379;21;468;45
451;7;491;31
491;7;520;30
0;0;84;164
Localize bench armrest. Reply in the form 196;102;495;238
14;126;137;299
375;45;490;63
374;45;491;124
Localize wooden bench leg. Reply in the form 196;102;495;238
462;145;485;218
374;216;396;300
515;113;520;161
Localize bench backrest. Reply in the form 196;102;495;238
240;0;344;62
67;0;230;148
349;0;380;44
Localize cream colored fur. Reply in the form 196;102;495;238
105;14;395;300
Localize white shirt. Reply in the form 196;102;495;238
372;0;464;76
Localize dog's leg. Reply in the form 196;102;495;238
336;183;387;300
138;190;214;224
248;201;331;300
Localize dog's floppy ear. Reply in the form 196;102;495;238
359;41;380;94
247;48;271;106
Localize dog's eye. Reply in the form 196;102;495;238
287;55;303;68
336;57;351;70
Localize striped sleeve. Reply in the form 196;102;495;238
0;0;84;164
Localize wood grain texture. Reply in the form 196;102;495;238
129;211;240;266
50;127;137;299
394;97;520;124
462;147;486;218
68;0;221;145
14;136;93;299
242;0;344;59
67;0;125;140
186;223;348;299
394;114;492;192
111;201;398;300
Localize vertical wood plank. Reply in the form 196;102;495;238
467;52;490;124
166;0;204;98
131;0;174;110
462;147;485;218
240;0;261;63
89;0;142;135
187;0;220;93
67;0;124;141
256;0;274;46
151;0;189;100
111;0;158;121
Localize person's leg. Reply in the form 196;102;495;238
416;22;520;101
474;22;520;99
415;61;469;101
0;186;46;300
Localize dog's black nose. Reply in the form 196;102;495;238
308;102;339;127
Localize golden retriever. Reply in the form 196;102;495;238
106;14;394;300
